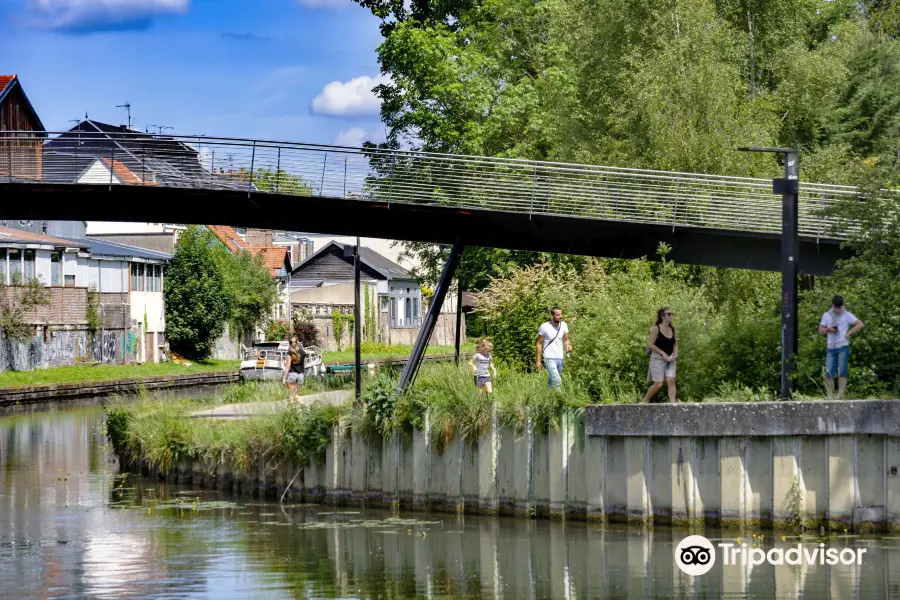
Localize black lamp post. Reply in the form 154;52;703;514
737;147;800;400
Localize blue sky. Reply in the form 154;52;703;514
1;0;389;146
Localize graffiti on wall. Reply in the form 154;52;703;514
0;328;139;372
125;331;137;355
40;330;79;368
90;331;119;364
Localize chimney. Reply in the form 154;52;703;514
246;228;273;247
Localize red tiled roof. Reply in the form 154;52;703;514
251;246;289;275
206;225;250;253
205;226;288;275
100;158;153;185
0;75;15;93
0;225;89;247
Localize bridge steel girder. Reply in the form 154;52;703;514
397;236;465;394
0;183;848;275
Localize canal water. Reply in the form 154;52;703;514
1;399;898;599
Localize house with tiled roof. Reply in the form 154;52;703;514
290;241;464;350
0;74;46;180
41;118;251;191
0;226;170;371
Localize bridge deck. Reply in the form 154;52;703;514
1;131;857;273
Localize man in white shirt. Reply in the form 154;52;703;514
536;306;572;389
818;295;864;400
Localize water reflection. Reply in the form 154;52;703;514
0;403;898;599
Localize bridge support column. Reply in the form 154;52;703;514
778;152;800;400
739;145;801;400
398;236;465;393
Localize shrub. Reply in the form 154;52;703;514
292;310;319;347
360;372;397;436
266;319;291;341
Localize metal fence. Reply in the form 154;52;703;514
2;131;861;238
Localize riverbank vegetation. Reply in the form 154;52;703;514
105;364;587;474
107;345;892;477
0;359;239;388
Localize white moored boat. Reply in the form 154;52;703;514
239;341;323;381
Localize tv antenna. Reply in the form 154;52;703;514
148;125;174;135
115;102;133;129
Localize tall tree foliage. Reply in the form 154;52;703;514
214;247;280;343
352;0;899;293
164;226;231;360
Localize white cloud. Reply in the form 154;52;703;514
333;128;367;147
333;127;386;147
29;0;190;31
311;74;390;118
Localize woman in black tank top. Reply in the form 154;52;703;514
641;306;678;403
282;336;306;399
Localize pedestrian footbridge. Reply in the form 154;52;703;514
0;130;860;274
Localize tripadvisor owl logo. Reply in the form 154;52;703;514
675;534;868;576
675;535;716;576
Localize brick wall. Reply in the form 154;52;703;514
246;228;274;247
1;288;140;331
5;287;89;325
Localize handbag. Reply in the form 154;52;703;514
542;322;562;357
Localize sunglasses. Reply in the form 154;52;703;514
665;312;674;316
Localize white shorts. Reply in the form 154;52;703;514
286;372;304;384
648;354;676;383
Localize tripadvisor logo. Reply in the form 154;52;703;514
675;535;867;576
676;535;716;576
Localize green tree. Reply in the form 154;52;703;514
213;247;279;343
332;309;345;351
251;168;315;195
164;226;231;360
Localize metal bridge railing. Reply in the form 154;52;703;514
1;131;861;239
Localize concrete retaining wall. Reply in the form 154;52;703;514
141;401;900;533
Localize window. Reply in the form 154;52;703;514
131;263;146;291
8;249;21;282
380;296;389;312
0;249;5;283
23;250;35;281
145;264;161;292
51;251;62;286
388;284;421;328
64;274;75;287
